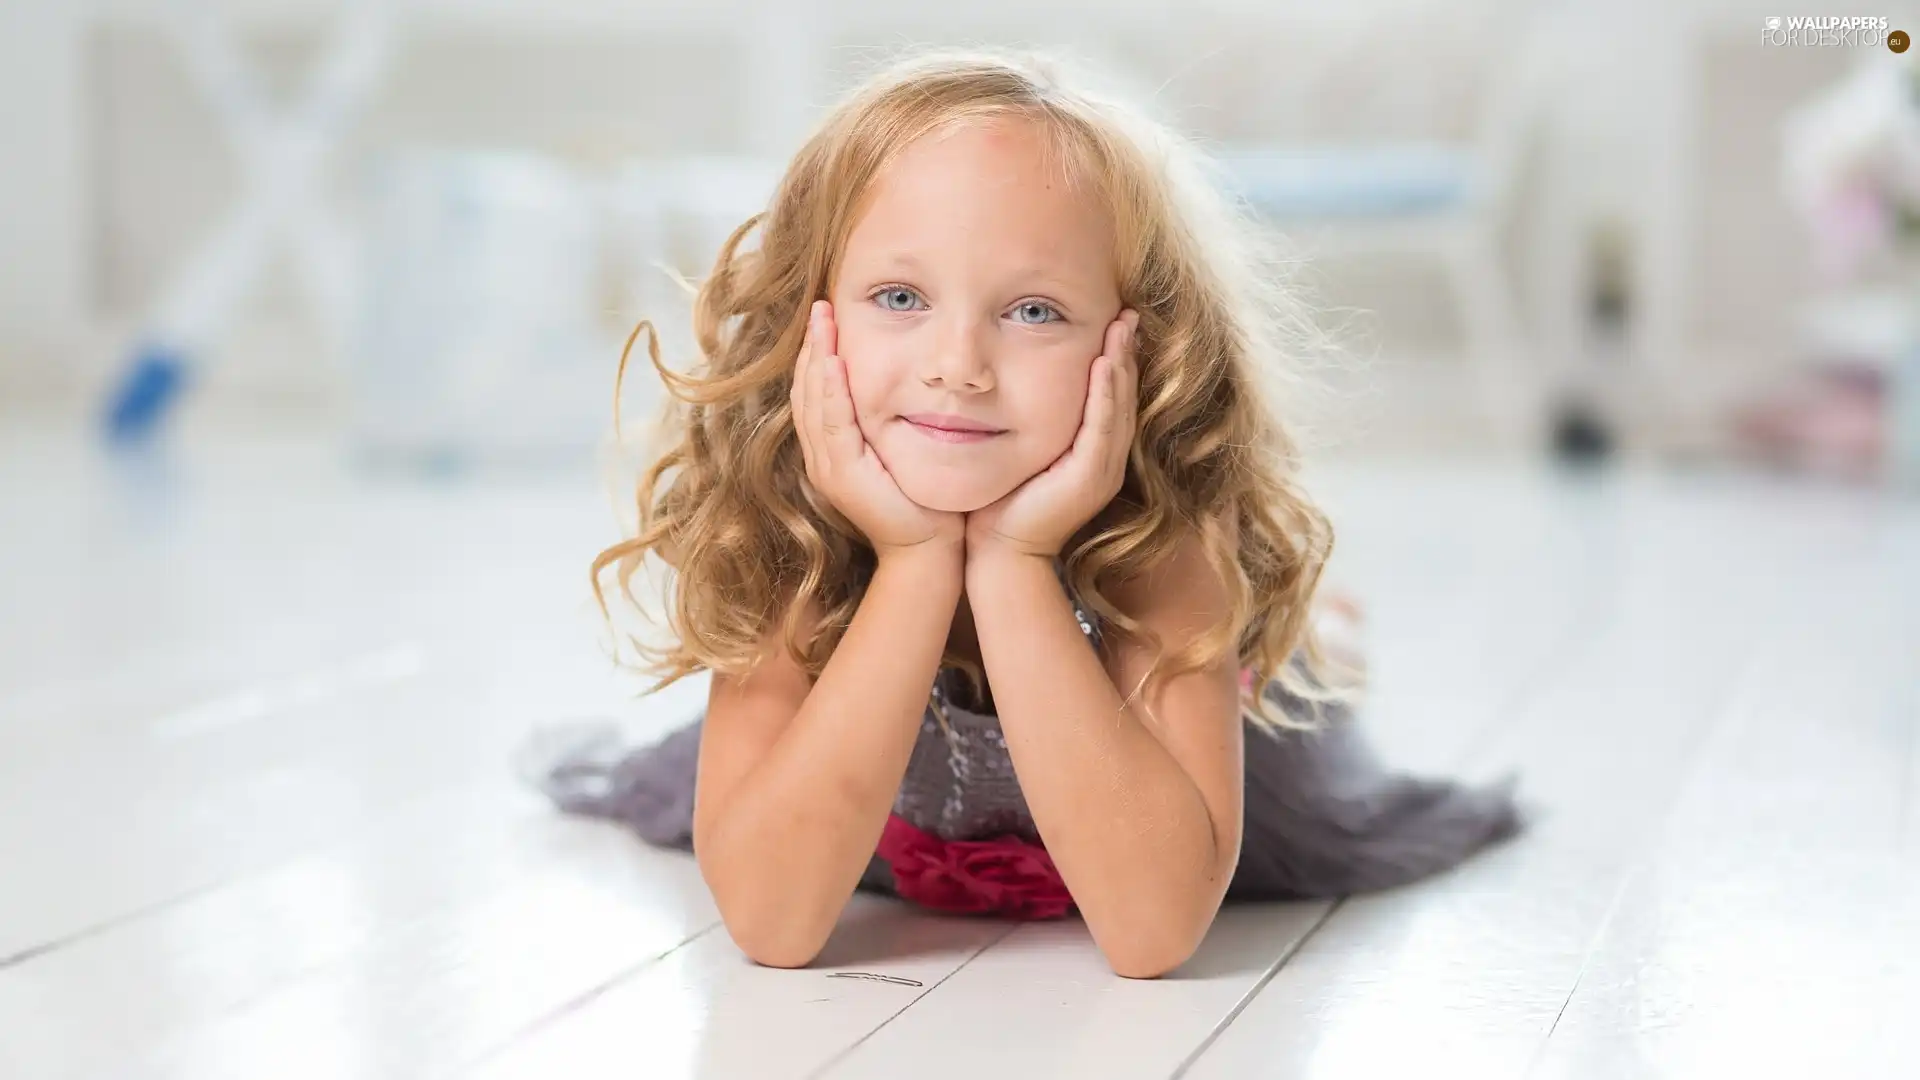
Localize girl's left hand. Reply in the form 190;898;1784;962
967;310;1140;562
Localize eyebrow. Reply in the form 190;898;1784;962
873;252;930;275
864;252;1094;293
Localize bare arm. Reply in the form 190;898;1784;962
965;536;1245;979
692;545;964;968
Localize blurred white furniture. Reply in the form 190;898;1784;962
101;0;397;442
606;155;786;369
353;150;607;467
1204;2;1551;444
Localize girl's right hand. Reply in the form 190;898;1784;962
791;300;966;562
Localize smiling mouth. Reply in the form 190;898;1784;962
901;417;1006;444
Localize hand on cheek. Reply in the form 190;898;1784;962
965;310;1139;563
792;300;968;562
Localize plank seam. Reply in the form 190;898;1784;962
1520;640;1772;1078
808;923;1023;1080
449;919;727;1077
1166;900;1342;1080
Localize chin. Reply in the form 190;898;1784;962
880;446;1024;514
895;471;1009;515
870;422;1044;515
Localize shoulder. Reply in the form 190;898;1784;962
1105;516;1237;628
1094;520;1245;771
714;586;827;696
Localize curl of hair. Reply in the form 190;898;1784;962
593;47;1361;729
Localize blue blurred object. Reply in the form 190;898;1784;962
1215;144;1476;219
95;0;397;451
104;341;191;445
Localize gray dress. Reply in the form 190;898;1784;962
526;575;1523;903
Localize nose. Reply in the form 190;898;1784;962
918;312;995;393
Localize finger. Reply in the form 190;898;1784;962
1105;316;1138;479
1094;353;1119;439
1098;314;1134;430
1104;311;1132;363
806;303;859;467
1057;327;1109;464
1109;350;1134;481
1065;353;1114;469
807;303;839;477
822;351;864;465
816;299;839;359
794;303;821;479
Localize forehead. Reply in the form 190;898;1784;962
842;117;1114;280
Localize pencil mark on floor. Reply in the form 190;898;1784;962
807;924;1020;1079
827;971;924;987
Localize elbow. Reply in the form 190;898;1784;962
698;837;833;960
716;896;834;969
1104;932;1203;980
707;878;836;970
730;924;828;970
1096;908;1214;980
697;842;837;969
1093;883;1226;980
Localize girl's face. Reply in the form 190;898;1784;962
829;118;1122;514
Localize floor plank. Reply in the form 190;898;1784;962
0;794;716;1079
1529;512;1920;1078
820;907;1330;1080
0;441;688;962
1180;474;1832;1078
459;899;1015;1080
0;635;681;963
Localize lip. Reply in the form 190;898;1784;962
901;413;1006;444
902;412;1005;434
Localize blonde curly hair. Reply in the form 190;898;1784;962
594;47;1357;729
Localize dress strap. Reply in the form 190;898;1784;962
1053;558;1104;650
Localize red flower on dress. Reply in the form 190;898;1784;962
876;813;1075;920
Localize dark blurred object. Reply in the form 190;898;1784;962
1551;398;1614;464
1550;219;1632;465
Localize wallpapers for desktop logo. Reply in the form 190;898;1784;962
1763;16;1907;50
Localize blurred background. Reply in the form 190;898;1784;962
3;0;1920;477
3;5;1919;1074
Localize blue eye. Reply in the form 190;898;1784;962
1010;301;1062;325
874;287;924;312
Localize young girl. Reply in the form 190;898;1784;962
531;49;1521;980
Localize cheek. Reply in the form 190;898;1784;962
1018;362;1097;456
835;323;904;419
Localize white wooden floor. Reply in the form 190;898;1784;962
2;423;1916;1079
